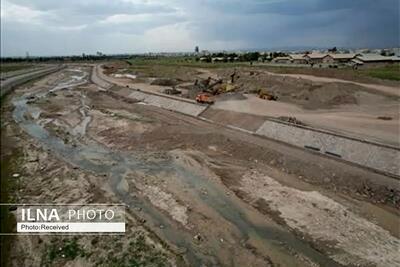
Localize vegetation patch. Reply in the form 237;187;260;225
95;232;172;267
42;238;86;266
362;64;400;81
0;64;33;73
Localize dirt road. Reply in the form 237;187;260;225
2;65;400;267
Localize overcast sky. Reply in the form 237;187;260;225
1;0;399;57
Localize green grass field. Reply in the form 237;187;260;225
126;57;400;82
127;57;251;69
361;64;400;81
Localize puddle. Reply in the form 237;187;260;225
72;93;91;137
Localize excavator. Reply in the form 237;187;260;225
258;89;278;101
194;71;238;104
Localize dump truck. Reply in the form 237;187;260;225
196;93;214;104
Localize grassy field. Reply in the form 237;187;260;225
0;64;33;73
123;57;400;85
360;64;400;81
127;57;251;69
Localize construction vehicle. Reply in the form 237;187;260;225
258;89;278;101
195;77;223;95
196;93;214;104
163;87;181;95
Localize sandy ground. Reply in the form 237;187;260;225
240;170;400;266
2;65;400;267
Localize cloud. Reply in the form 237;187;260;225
1;0;51;25
1;0;399;56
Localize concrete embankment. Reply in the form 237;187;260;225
201;108;400;177
90;64;112;89
1;65;65;97
129;90;207;116
92;64;207;116
255;120;400;177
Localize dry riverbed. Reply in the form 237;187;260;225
1;66;399;266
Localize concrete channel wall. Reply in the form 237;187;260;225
256;120;400;177
0;66;65;97
129;90;207;117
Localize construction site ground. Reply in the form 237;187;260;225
101;61;400;146
1;63;400;267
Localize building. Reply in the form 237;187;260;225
195;46;199;53
357;54;399;63
211;57;225;63
296;53;358;65
351;54;400;67
272;56;292;64
289;54;307;64
330;53;357;63
303;53;330;64
199;57;210;62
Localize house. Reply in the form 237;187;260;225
272;56;291;64
330;53;357;63
357;54;398;63
289;54;307;64
303;53;330;64
211;57;225;63
350;58;364;66
356;54;400;67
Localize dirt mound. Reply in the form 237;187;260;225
215;69;368;109
327;94;357;106
150;78;178;86
217;93;247;101
103;61;130;75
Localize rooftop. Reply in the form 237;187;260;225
330;53;357;59
357;54;399;62
304;53;328;59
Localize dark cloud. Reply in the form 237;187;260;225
1;0;399;56
186;0;399;49
9;0;176;15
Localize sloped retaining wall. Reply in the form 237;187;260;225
1;66;65;97
256;120;400;177
129;90;207;117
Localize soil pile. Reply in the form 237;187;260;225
214;69;381;109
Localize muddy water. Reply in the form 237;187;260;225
173;164;340;267
12;68;340;266
72;93;91;137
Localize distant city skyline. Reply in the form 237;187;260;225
1;0;399;57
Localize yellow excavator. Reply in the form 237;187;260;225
258;89;278;101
